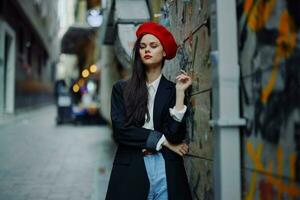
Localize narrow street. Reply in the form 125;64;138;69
0;106;116;200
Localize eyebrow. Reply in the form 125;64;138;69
140;42;159;45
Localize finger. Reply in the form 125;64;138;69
182;75;191;80
179;148;187;155
177;76;189;81
177;74;191;81
176;74;185;79
183;145;189;152
177;77;188;83
180;69;187;75
185;77;192;84
177;149;184;156
177;77;185;82
182;145;188;152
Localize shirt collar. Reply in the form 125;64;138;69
146;73;162;92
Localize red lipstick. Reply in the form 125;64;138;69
144;55;152;59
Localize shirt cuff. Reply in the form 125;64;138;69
169;105;187;122
156;134;166;151
145;130;162;151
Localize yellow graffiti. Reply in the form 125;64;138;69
247;142;264;171
261;10;297;103
245;141;300;198
244;0;276;31
245;142;263;200
245;171;257;200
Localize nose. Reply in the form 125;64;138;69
145;46;150;53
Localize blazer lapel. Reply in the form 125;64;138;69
153;75;172;130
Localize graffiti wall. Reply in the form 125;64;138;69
237;0;300;199
149;0;213;199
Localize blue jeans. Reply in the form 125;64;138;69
143;152;168;200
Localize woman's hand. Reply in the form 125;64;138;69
174;69;192;111
163;139;189;156
175;70;192;92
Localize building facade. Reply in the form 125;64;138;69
0;0;60;113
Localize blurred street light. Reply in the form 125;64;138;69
82;69;90;78
87;9;103;27
89;64;97;73
73;84;80;93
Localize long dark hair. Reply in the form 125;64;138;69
123;36;164;127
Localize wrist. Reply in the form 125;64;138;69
176;89;185;96
162;139;168;147
175;92;185;110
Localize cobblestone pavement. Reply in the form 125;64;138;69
0;106;116;200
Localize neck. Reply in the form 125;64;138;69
146;64;162;83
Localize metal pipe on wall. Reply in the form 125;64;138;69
209;0;245;199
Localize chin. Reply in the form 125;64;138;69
143;59;161;65
142;60;154;65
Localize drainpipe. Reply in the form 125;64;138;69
209;0;245;199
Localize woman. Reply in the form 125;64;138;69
106;22;193;200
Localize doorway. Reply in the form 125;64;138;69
0;19;16;114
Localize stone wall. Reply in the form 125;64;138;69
152;1;213;199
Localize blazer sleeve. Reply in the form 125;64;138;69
110;81;163;151
162;87;188;144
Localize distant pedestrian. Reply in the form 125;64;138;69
105;21;193;200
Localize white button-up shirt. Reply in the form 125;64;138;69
142;73;187;150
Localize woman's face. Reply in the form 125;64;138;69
139;34;166;67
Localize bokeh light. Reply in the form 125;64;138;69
72;84;80;93
89;64;97;73
82;69;90;78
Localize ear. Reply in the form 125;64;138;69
163;51;166;57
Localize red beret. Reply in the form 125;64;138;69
136;22;178;60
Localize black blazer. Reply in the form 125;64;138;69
105;75;192;200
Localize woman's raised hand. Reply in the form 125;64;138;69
175;70;192;91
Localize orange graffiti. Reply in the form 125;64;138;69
277;146;283;177
243;0;253;14
261;56;280;103
246;141;264;171
244;0;276;31
290;153;297;181
245;141;300;198
261;10;297;103
277;10;297;58
277;146;283;199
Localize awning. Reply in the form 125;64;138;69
114;0;150;68
115;0;150;23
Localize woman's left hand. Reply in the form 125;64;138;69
175;70;192;91
163;139;189;157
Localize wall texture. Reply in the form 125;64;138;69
237;0;300;199
153;1;213;199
